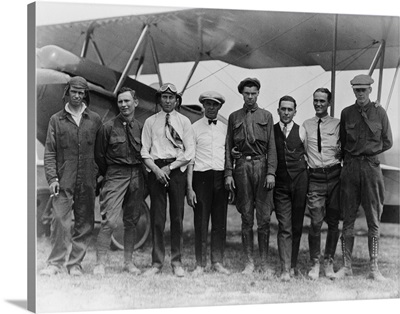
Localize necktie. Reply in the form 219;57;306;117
317;118;322;153
208;119;217;125
165;113;184;150
359;106;378;133
283;123;288;138
245;110;256;144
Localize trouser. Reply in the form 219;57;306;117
148;159;186;268
192;170;228;267
274;170;308;271
306;166;341;263
96;165;144;262
233;156;273;264
47;182;95;270
340;155;384;238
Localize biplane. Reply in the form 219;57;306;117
33;5;400;249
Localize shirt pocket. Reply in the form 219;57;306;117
254;121;269;143
345;122;357;143
233;120;245;143
109;135;127;158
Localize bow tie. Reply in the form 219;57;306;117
208;119;217;125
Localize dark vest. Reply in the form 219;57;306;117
274;122;307;181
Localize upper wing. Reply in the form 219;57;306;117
36;8;400;75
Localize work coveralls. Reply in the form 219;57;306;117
44;107;101;270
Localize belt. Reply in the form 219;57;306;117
309;163;341;174
241;155;265;161
154;158;176;167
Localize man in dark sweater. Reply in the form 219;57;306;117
273;95;308;281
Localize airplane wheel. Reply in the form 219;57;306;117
110;198;151;250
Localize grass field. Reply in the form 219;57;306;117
35;203;400;313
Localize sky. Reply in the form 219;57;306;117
1;1;400;314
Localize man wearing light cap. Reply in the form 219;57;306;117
225;78;277;276
141;83;195;277
187;91;230;275
335;74;393;281
40;76;102;276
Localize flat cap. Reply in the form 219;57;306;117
199;91;225;105
350;74;374;88
237;77;261;93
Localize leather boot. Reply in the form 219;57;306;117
258;230;274;279
333;235;354;279
323;230;339;279
241;230;254;275
123;227;141;275
307;234;320;280
367;236;386;282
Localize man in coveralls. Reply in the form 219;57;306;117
273;95;308;281
40;76;102;276
334;74;392;281
225;78;277;277
141;83;195;277
93;87;145;275
187;91;230;276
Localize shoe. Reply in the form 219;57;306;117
142;266;161;277
123;262;141;275
280;270;291;282
93;263;106;275
260;265;275;279
69;265;83;277
308;261;320;280
39;265;61;276
242;262;255;275
324;258;335;279
290;267;298;277
212;263;231;275
173;266;185;277
192;266;204;276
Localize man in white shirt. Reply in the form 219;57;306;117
141;83;195;277
302;88;341;280
187;91;230;276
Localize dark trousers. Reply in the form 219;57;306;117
341;156;384;238
148;160;186;268
96;165;144;260
274;170;308;270
233;156;273;235
48;182;95;270
192;170;228;267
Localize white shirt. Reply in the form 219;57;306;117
141;110;195;171
302;115;340;168
192;117;227;172
278;120;306;141
65;103;86;126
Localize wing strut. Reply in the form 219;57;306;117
113;24;149;95
80;21;105;65
385;57;400;110
181;58;200;95
368;40;386;104
149;35;163;86
330;14;338;117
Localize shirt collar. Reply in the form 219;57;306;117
279;121;293;128
65;102;87;116
243;103;259;112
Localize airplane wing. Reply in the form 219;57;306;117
36;8;400;76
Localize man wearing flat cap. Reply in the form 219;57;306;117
187;91;230;276
40;76;102;276
225;78;277;276
141;83;195;277
335;74;393;281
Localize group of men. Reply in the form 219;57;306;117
40;73;392;283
